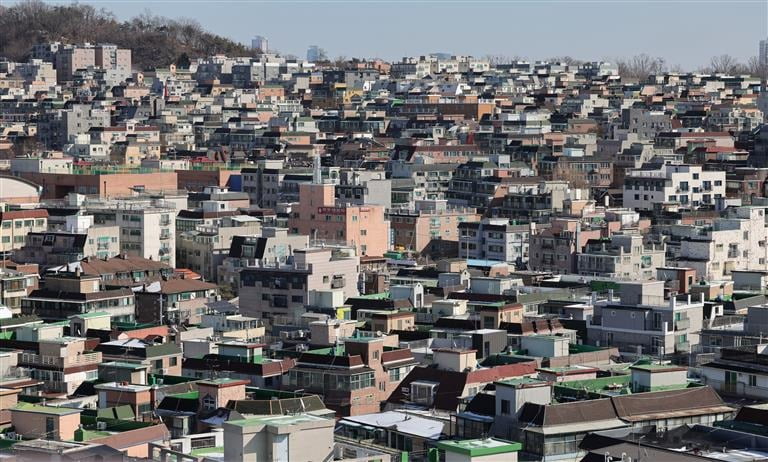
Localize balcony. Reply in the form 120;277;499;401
676;342;691;353
675;317;690;331
21;352;102;368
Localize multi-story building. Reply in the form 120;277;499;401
16;224;120;269
18;337;102;395
528;219;603;274
388;200;479;257
135;278;220;325
623;164;726;211
22;271;135;322
458;219;531;267
218;227;309;292
490;181;577;223
0;209;48;256
587;281;705;357
239;246;359;323
95;338;182;376
577;234;666;280
0;267;38;315
289;181;389;257
88;201;176;267
286;333;418;416
669;206;768;280
55;44;96;82
176;215;262;281
50;254;173;289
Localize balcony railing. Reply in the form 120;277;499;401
20;352;102;368
675;318;691;331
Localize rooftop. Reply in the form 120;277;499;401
436;438;522;456
11;402;82;416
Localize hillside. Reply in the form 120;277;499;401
0;1;256;69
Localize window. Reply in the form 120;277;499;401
501;399;511;415
170;357;178;366
750;375;758;387
202;394;216;410
45;417;55;439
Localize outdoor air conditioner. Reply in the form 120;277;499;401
96;421;107;431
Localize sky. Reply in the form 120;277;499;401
9;0;768;69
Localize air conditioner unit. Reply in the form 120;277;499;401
96;421;107;431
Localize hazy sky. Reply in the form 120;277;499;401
12;0;768;69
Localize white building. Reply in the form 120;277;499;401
623;164;725;211
672;206;768;280
251;35;268;53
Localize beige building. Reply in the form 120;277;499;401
87;200;176;267
20;337;102;395
577;234;666;280
177;215;262;282
223;414;335;462
0;209;48;254
218;227;309;292
10;403;82;440
239;246;360;323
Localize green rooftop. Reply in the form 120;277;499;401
436;438;522;457
308;345;346;356
495;377;548;387
358;292;390;300
101;361;149;371
12;402;82;415
169;390;199;400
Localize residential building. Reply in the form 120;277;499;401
528;219;602;274
669;206;768;279
587;281;705;357
623;164;725;211
285;333;418;416
18;337;102;395
176;215;262;281
290;181;389;257
239;246;360;323
10;403;82;441
458;219;530;268
577;234;666;280
218;227;309;291
22;271;136;322
389;200;479;257
0;209;48;256
223;413;334;462
135;278;220;325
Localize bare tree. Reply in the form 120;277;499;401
484;54;520;65
615;54;666;80
332;55;347;68
747;55;768;80
709;54;746;74
548;56;583;66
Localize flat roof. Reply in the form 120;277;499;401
436;438;522;457
227;413;330;428
495;377;549;388
11;402;82;416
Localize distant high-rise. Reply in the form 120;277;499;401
307;45;323;62
251;35;268;53
761;38;768;68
